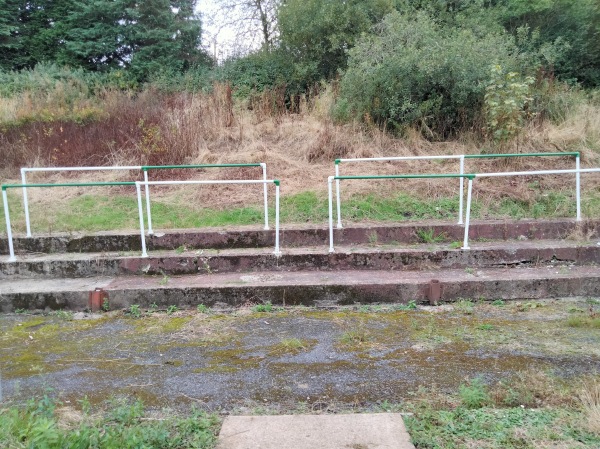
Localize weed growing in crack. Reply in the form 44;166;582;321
252;302;274;313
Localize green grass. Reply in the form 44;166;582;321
2;188;600;234
0;395;219;448
404;373;600;449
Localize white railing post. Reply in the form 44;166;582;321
261;163;269;230
274;181;280;255
576;155;581;221
458;156;465;225
335;162;342;229
135;182;148;258
143;170;154;235
328;176;335;253
21;169;32;237
2;189;16;262
462;178;473;250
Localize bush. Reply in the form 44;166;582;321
335;11;521;137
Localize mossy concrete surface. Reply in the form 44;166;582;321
1;219;597;255
2;266;600;312
1;300;598;412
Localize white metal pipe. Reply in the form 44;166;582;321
338;155;463;163
476;168;600;177
462;179;473;250
139;180;276;186
274;184;280;255
22;166;142;173
458;156;465;225
335;164;342;229
144;171;154;235
261;163;269;230
328;176;335;253
576;156;581;221
21;168;32;237
135;182;148;258
2;190;16;262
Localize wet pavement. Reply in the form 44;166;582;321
1;299;599;412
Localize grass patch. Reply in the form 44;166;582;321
0;395;219;448
406;373;600;448
3;188;600;235
566;315;600;329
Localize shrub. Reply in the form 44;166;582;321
335;11;521;138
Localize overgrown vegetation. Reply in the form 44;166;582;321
406;373;600;448
0;395;219;448
1;1;600;228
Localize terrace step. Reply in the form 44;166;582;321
1;239;598;279
1;265;599;312
1;219;597;255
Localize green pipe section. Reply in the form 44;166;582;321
273;180;280;186
2;182;136;191
142;163;261;171
465;152;579;159
335;174;475;180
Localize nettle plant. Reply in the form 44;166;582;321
485;65;535;145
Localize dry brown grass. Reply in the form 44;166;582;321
2;84;599;211
580;377;600;434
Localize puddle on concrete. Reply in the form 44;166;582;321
1;299;598;411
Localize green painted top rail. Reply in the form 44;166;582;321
2;182;136;191
464;152;579;159
334;174;476;181
142;163;261;171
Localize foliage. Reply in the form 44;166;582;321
0;0;207;81
278;0;394;81
484;64;534;144
499;0;600;87
335;11;520;137
0;396;219;448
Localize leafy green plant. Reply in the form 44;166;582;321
166;305;178;315
252;302;273;313
128;304;141;318
101;298;110;312
459;378;491;409
484;64;535;145
396;300;418;311
53;310;74;321
197;304;211;314
477;324;495;331
416;228;446;244
492;299;505;306
149;302;158;313
14;308;26;314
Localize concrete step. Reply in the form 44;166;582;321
217;414;415;449
1;219;596;255
1;239;598;279
1;265;599;312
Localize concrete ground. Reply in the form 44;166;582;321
217;414;415;449
1;299;598;413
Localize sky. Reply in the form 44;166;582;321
197;0;243;61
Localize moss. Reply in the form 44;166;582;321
130;316;193;333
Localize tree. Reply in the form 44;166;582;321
278;0;394;81
61;0;204;80
0;0;77;70
499;0;600;86
209;0;279;53
335;10;520;137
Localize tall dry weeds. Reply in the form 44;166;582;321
2;82;600;212
580;377;600;434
